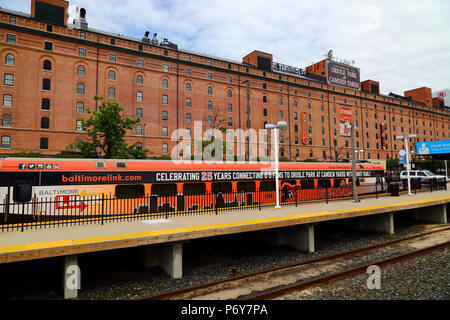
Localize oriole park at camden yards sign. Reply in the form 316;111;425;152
327;60;360;90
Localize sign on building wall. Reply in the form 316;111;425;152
301;112;308;144
339;105;353;137
327;61;361;90
380;123;387;149
416;140;450;155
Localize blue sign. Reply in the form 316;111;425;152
416;140;450;155
399;149;407;164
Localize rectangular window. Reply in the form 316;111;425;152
151;183;177;195
162;95;168;105
163;64;169;72
4;74;14;86
42;78;51;90
162;143;168;154
1;136;10;148
183;183;206;195
228;104;232;113
137;59;144;67
227;76;232;83
228;117;232;126
109;54;116;62
80;32;86;39
186;98;191;108
115;185;145;198
3;94;12;107
44;41;53;51
78;48;86;57
77;83;85;95
40;137;48;150
108;87;115;98
186;68;191;76
208;72;212;80
76;120;83;131
136;91;143;102
162;111;168;121
76;102;84;113
41;117;49;129
6;34;16;44
9;17;16;24
2;114;11;127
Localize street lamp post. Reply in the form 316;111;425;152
265;121;287;208
240;80;250;162
396;134;417;195
350;121;359;203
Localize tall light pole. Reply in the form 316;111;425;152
240;80;250;162
350;121;359;202
396;134;417;195
265;121;287;208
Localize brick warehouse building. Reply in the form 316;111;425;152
1;0;450;161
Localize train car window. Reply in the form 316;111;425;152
115;184;145;198
151;183;177;196
115;160;127;169
260;181;275;191
334;179;345;187
95;160;106;169
183;183;206;195
281;180;296;186
212;182;232;194
13;182;32;202
300;179;315;189
237;181;256;192
318;179;331;188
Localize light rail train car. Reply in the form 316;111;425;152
0;158;384;220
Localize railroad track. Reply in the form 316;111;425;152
144;226;450;300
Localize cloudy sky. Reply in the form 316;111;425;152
2;0;450;95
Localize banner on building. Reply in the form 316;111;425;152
380;123;386;149
339;105;353;137
301;112;308;144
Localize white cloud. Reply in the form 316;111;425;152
2;0;449;94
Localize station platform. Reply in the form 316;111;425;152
1;190;449;264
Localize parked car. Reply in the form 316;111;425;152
400;170;449;182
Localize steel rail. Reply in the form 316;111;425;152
246;241;449;300
143;226;450;300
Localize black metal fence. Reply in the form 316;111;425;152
0;186;352;232
0;180;446;232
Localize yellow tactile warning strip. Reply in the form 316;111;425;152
0;195;449;255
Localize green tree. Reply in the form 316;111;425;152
67;96;150;159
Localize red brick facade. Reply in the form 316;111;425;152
1;1;450;161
